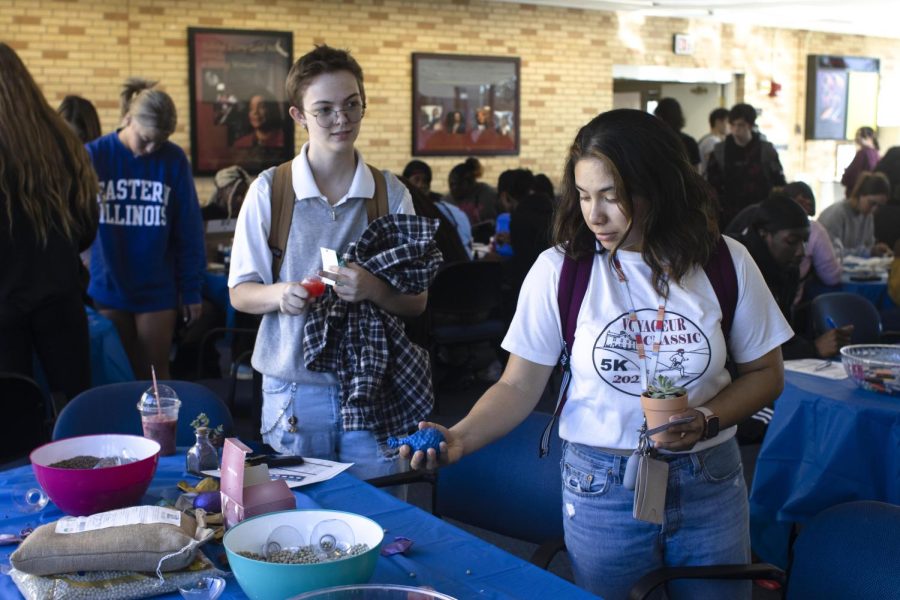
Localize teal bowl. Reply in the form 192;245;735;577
224;509;384;600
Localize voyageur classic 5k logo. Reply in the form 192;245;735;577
593;309;710;395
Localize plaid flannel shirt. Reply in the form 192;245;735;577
303;214;443;443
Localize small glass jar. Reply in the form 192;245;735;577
186;427;219;475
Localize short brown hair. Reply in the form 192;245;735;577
285;45;365;109
849;171;890;208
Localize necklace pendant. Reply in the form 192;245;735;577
287;415;298;433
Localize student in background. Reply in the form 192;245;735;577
495;169;553;290
732;193;851;359
58;94;104;298
654;97;701;170
399;174;470;264
464;157;500;220
726;181;841;302
707;103;786;229
533;173;555;200
0;43;99;400
86;78;205;380
697;107;728;176
841;126;880;197
782;181;842;297
402;159;443;203
58;95;102;144
818;171;891;257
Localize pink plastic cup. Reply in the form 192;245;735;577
137;385;180;456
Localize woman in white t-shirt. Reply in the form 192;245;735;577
404;110;792;600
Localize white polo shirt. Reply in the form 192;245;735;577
228;143;413;382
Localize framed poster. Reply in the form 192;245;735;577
805;55;879;140
412;53;519;156
188;28;294;175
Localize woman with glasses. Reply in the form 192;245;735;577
228;45;421;482
85;78;205;380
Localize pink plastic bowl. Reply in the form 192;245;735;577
30;434;160;516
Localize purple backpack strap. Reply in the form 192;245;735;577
559;253;594;355
703;236;737;342
540;252;593;457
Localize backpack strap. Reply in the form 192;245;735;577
268;161;295;283
539;251;593;457
268;162;389;283
366;164;389;223
703;236;738;342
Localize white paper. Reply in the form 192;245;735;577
320;247;339;285
206;218;237;234
203;457;353;489
784;359;848;379
55;506;181;534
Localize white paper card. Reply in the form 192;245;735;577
320;247;339;286
203;457;353;489
784;359;848;379
55;506;181;534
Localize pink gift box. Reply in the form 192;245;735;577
220;438;295;529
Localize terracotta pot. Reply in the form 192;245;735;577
640;392;689;443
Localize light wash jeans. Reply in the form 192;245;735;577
561;437;750;600
261;376;408;496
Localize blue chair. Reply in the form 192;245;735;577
368;411;565;567
810;292;882;343
53;380;234;446
427;260;507;406
628;500;900;599
435;411;565;568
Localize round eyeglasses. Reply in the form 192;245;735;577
304;100;366;128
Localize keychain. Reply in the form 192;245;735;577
623;422;648;491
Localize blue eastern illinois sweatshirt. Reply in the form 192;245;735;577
86;132;205;311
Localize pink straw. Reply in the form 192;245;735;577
150;364;161;416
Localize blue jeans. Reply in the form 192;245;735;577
261;376;408;492
561;437;750;600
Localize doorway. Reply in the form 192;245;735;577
612;65;741;140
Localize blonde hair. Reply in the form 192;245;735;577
120;78;177;138
0;43;98;246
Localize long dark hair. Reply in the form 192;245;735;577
0;43;98;246
553;109;719;297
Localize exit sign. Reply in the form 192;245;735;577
673;33;695;56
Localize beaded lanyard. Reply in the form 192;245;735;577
611;256;668;393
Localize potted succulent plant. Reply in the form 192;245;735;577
640;374;689;443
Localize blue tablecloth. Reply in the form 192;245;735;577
841;274;895;310
806;275;895;310
748;370;900;566
0;454;595;600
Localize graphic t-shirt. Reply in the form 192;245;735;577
502;237;793;451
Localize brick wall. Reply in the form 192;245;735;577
3;0;898;202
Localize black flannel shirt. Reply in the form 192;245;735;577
303;214;442;443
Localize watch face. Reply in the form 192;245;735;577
706;416;720;438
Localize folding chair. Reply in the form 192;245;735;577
53;380;234;446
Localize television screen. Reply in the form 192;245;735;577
805;55;879;141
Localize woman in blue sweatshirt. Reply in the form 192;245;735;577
86;78;205;380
